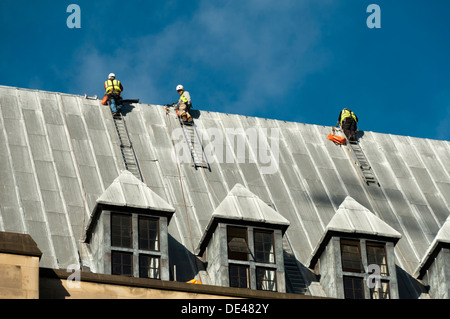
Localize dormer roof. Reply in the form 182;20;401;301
84;170;175;242
415;215;450;279
308;196;402;268
196;183;290;255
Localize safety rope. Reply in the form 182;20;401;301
201;168;221;207
165;107;203;281
59;94;89;271
338;127;413;274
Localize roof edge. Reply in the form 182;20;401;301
0;231;42;258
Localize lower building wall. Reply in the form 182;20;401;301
40;276;237;299
38;268;316;299
0;252;40;299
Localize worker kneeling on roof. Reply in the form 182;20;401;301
337;108;358;142
104;73;124;116
175;84;193;124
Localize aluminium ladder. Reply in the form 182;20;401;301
112;113;143;181
179;121;210;170
347;140;378;186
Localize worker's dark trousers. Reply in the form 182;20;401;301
108;94;123;113
342;118;357;141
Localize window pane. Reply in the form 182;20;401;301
254;230;275;263
139;255;160;279
139;217;159;251
370;280;391;299
111;251;133;276
367;242;388;276
343;276;365;299
229;264;250;288
227;227;249;261
341;240;363;273
256;268;277;291
111;214;132;248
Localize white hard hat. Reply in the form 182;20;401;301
176;84;184;91
108;73;116;79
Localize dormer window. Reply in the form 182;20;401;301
110;213;161;279
229;264;250;289
111;213;132;248
139;254;160;279
83;171;175;281
340;238;392;299
225;226;279;291
227;226;249;261
112;251;133;276
226;226;278;291
367;242;388;276
139;217;159;251
307;197;402;299
341;239;363;273
196;184;290;293
254;229;275;263
256;267;277;291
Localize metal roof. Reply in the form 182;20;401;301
0;85;449;296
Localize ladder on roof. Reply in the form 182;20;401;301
283;237;308;294
347;140;379;186
179;120;210;170
112;113;144;181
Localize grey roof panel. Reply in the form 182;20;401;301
22;109;46;135
41;99;64;125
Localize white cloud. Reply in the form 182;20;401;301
68;1;331;114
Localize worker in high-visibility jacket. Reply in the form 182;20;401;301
175;84;193;124
337;108;358;141
104;73;124;116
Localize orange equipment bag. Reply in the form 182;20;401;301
186;279;203;284
101;95;108;105
327;133;346;145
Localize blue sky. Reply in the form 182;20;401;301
1;0;450;140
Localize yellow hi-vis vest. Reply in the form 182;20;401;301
105;79;122;94
179;93;188;103
340;109;357;126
